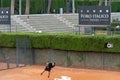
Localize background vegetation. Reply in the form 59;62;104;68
0;32;120;53
0;0;120;14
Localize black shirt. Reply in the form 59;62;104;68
45;63;55;72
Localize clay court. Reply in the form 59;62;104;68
0;65;120;80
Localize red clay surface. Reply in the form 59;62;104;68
0;65;120;80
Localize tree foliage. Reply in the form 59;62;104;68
0;0;120;14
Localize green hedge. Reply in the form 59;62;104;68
0;32;120;53
111;22;120;27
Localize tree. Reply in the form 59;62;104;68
99;0;112;6
47;0;52;14
98;0;103;6
47;0;52;13
66;0;71;13
11;0;15;15
25;0;30;14
108;0;111;6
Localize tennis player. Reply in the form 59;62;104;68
41;62;56;78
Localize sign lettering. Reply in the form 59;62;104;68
79;6;111;26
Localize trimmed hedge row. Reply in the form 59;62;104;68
0;32;120;53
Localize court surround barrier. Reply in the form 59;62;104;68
0;38;33;70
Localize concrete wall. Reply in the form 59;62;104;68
34;49;120;71
0;48;120;71
0;48;16;61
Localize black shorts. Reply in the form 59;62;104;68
45;66;51;72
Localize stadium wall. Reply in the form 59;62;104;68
0;48;120;71
35;49;120;71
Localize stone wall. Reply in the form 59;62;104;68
34;49;120;71
0;48;120;71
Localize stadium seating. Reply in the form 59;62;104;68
0;13;119;33
17;14;75;33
